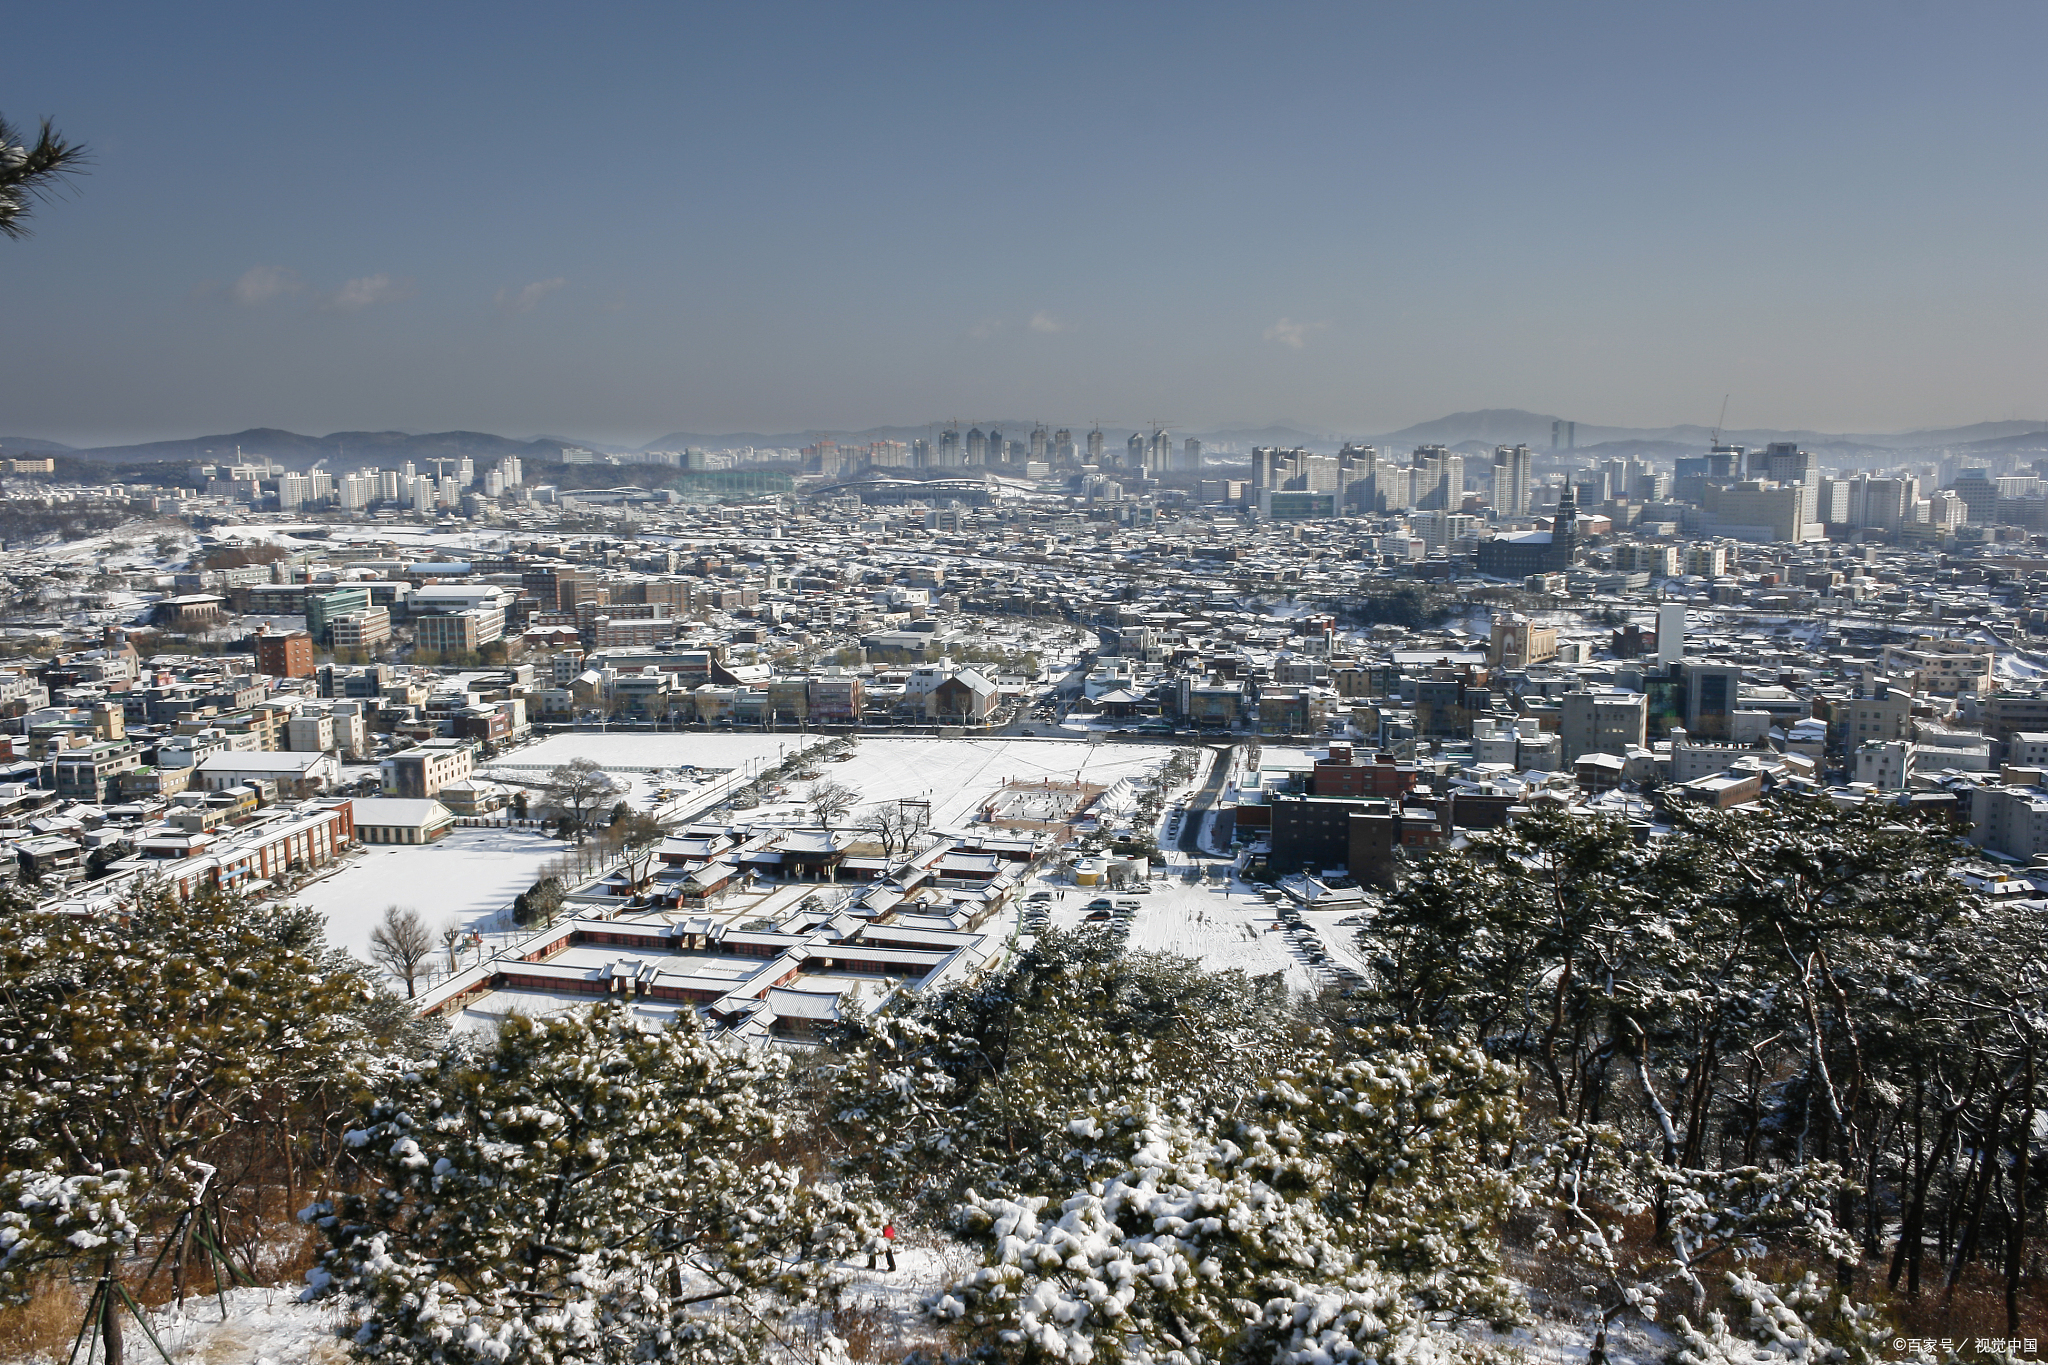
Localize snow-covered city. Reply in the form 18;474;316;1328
9;7;2048;1362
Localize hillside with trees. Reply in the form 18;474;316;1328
1;796;2042;1363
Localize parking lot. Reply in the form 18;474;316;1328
1027;865;1366;993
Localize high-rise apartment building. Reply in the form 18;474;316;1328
1411;446;1464;512
1833;475;1918;530
1492;444;1532;517
1411;511;1478;555
1182;437;1202;471
1755;442;1818;486
1699;480;1821;542
1147;428;1173;474
1086;427;1104;464
275;473;310;510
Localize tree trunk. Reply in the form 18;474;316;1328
1891;1080;1928;1294
2006;1047;2035;1337
1946;1082;2013;1302
100;1264;124;1365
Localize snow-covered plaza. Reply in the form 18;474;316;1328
291;823;563;963
822;736;1168;827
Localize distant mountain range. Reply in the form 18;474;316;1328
0;436;80;455
12;428;581;468
11;411;2048;468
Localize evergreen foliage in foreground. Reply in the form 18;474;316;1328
0;880;418;1361
1;795;2037;1365
930;1030;1524;1364
307;1003;871;1364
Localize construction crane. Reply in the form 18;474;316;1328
1711;394;1730;448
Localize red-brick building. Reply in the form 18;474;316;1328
255;629;315;679
1309;746;1417;800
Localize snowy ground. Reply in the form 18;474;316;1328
497;731;821;776
830;736;1169;828
1032;850;1320;992
0;1237;977;1365
483;732;826;818
0;1260;1662;1365
289;825;564;972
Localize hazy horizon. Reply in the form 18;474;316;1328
7;2;2048;447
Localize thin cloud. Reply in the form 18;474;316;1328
1028;311;1069;334
229;265;303;306
495;277;567;318
1263;317;1327;350
967;317;1002;340
323;273;414;313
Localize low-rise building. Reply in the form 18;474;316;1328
329;607;392;649
382;738;473;798
351;796;456;844
193;749;340;798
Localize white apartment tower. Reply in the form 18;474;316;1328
1492;444;1532;517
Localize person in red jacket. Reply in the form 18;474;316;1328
866;1219;897;1273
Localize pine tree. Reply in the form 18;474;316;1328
833;928;1299;1210
930;1027;1523;1363
0;114;87;239
0;883;385;1362
309;1001;866;1364
1673;1271;1899;1365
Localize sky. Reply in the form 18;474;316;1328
4;2;2047;447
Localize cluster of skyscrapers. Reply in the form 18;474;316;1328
1249;442;1535;520
820;424;1203;476
196;455;526;514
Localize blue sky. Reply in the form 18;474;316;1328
4;2;2046;445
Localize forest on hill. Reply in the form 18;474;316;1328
0;797;2042;1364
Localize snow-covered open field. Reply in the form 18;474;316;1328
291;825;563;966
829;736;1169;828
500;731;822;775
483;733;828;815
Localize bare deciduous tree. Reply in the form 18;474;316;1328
369;904;434;999
544;757;617;838
857;800;930;858
439;920;467;974
606;809;673;889
806;780;858;827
